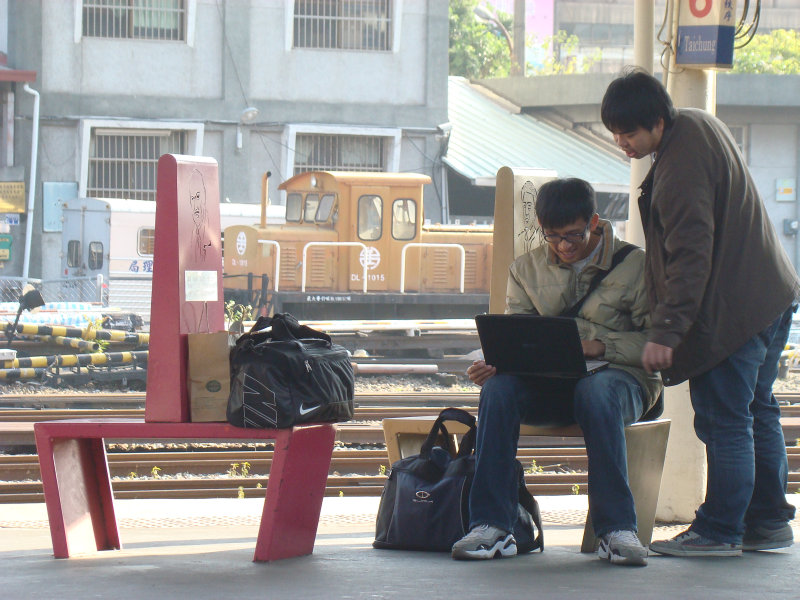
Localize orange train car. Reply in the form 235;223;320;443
223;171;493;320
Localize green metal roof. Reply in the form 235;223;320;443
445;77;631;191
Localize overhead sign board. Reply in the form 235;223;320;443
676;0;737;69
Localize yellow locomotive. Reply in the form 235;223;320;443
223;171;493;320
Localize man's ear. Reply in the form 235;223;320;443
589;213;600;231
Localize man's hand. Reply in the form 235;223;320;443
581;339;606;359
642;341;673;374
466;360;496;387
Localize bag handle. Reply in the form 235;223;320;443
420;408;477;458
242;313;332;346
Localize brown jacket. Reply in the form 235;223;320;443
639;108;799;385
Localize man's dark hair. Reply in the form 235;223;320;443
601;67;676;133
535;178;596;229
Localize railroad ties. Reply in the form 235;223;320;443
2;392;800;502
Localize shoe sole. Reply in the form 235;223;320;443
743;539;793;552
649;544;742;557
452;539;517;560
598;543;648;566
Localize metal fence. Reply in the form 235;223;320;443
107;273;152;324
0;276;105;305
0;274;152;326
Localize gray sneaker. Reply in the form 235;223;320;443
597;530;648;566
451;524;517;560
649;529;742;557
743;523;794;551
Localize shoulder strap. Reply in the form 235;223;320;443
559;243;638;319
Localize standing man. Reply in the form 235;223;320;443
451;178;662;566
601;68;798;557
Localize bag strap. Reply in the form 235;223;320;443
419;408;477;458
560;244;638;319
517;462;544;552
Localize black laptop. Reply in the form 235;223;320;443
474;314;609;378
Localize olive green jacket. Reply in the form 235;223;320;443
505;219;662;410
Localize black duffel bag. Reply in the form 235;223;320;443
227;313;354;428
373;407;543;553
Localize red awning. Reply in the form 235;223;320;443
0;66;36;83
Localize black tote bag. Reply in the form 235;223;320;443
373;407;543;553
227;313;354;428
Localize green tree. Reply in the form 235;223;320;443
733;29;800;74
449;0;512;78
528;30;600;75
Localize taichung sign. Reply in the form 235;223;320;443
676;0;737;69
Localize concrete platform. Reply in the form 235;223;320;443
1;495;799;599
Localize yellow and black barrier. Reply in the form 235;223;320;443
0;367;47;380
3;322;149;345
28;335;101;353
2;350;149;370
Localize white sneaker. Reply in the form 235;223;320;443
451;524;517;560
598;530;648;566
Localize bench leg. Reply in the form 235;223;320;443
578;420;671;552
35;431;120;558
624;420;671;546
253;424;336;562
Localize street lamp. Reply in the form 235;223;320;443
473;5;519;75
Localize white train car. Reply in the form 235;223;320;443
59;198;285;316
61;198;285;279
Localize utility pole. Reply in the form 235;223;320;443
629;0;710;523
513;0;526;76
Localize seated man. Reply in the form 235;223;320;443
451;178;662;566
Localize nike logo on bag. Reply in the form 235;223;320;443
298;404;318;416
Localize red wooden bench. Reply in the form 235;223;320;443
34;418;335;562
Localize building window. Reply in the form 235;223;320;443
294;134;386;174
727;125;748;159
87;130;186;200
82;0;186;41
88;241;104;270
67;240;82;268
358;195;382;240
293;0;392;51
138;227;155;255
392;198;416;240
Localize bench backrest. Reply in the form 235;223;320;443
490;168;556;312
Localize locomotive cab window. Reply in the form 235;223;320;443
138;227;155;256
304;194;320;222
67;240;81;268
316;193;335;222
286;193;303;222
392;198;417;240
358;195;383;241
88;242;104;270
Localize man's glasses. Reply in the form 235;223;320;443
542;225;590;244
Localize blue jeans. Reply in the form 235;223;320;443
469;368;645;537
688;305;797;544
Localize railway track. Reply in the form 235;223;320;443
2;446;799;502
2;391;799;502
0;390;797;410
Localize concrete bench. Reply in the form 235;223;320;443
34;418;335;562
382;416;670;553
